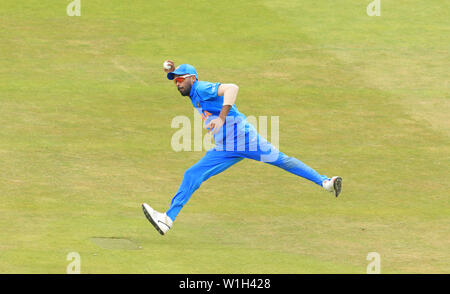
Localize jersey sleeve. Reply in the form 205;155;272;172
196;82;222;101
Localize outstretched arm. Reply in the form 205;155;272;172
206;83;239;135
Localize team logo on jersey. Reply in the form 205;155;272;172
196;102;200;108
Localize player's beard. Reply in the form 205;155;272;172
178;82;192;96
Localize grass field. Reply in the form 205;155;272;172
0;0;449;273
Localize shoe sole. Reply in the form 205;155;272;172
142;204;165;235
333;177;343;197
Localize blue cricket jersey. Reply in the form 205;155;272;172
189;80;255;148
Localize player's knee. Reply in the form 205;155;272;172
183;168;195;180
279;155;298;169
183;167;203;184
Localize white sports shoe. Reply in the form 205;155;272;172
322;176;343;197
142;203;173;235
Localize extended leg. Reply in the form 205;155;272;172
166;149;243;221
241;135;329;186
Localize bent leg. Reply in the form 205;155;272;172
166;150;243;221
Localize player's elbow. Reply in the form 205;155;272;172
218;83;239;97
224;83;239;91
228;84;239;96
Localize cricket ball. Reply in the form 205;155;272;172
163;61;172;70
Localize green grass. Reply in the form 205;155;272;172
0;0;449;273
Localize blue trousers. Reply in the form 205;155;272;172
166;135;329;221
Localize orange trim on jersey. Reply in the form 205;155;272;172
201;110;212;121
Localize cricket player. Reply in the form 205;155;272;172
142;61;342;235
